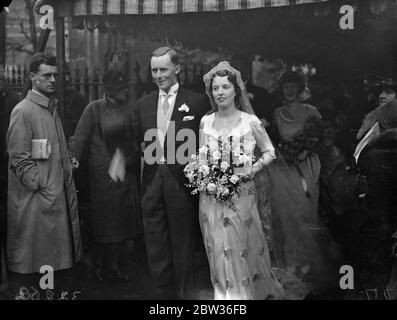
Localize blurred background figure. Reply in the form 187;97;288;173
355;78;397;157
69;70;141;282
351;125;397;298
354;83;397;202
267;71;342;297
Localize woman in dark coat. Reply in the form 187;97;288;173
353;125;397;297
69;71;141;281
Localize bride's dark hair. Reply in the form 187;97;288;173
209;69;242;107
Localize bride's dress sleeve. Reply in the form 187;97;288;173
250;116;276;174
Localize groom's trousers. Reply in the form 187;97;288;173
142;164;199;299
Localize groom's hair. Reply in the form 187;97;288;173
151;47;179;65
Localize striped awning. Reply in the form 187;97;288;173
71;0;330;16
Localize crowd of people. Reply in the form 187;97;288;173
0;48;396;300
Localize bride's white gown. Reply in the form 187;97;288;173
199;111;284;300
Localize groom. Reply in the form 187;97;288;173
133;47;209;299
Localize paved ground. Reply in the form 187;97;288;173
0;236;214;300
0;235;367;300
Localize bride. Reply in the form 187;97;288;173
198;62;284;300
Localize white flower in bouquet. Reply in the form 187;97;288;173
212;150;221;161
199;145;208;157
238;154;251;165
229;174;240;184
220;161;229;171
184;161;196;172
221;188;230;196
207;183;217;194
198;164;210;175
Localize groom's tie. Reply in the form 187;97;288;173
162;94;171;114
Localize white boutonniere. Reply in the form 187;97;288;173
178;103;190;113
183;115;195;121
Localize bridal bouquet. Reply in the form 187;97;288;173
184;141;254;210
278;116;337;165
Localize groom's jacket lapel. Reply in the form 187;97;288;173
170;87;185;126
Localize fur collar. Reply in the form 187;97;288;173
357;108;379;140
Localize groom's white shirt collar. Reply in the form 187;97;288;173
159;82;179;98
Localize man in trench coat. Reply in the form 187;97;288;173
6;53;83;274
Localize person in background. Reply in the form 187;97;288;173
69;70;141;282
267;71;342;296
353;85;397;204
352;125;397;298
6;52;82;275
354;78;397;162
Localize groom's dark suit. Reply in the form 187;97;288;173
133;85;209;299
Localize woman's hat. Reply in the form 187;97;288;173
369;76;397;94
